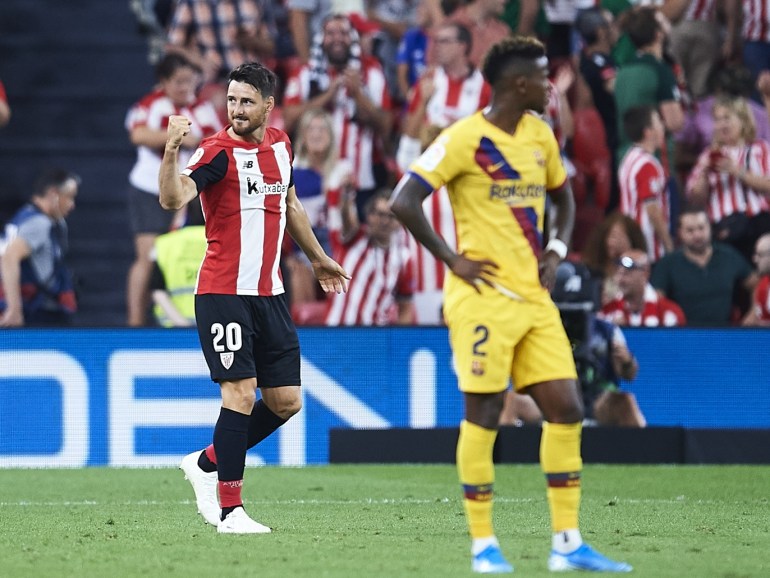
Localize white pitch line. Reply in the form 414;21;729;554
0;496;752;508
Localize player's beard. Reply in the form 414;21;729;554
231;110;268;136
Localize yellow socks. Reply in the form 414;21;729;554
540;421;582;533
457;420;497;539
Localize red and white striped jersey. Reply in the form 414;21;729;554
284;57;391;191
743;0;770;42
183;127;294;296
600;284;686;327
126;90;221;194
753;275;770;320
684;0;716;21
324;227;414;326
407;187;456;293
686;140;770;222
618;146;669;261
407;68;491;129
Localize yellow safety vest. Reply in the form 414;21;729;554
153;226;207;327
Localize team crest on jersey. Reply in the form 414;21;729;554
533;150;545;167
471;360;485;376
220;352;234;369
187;147;204;168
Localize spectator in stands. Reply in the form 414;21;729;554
444;0;512;68
0;78;11;128
581;211;648;305
149;201;207;327
288;0;333;65
727;0;770;98
651;206;757;326
601;249;686;327
124;53;220;326
165;0;275;123
325;188;414;326
502;260;646;428
395;0;443;99
286;108;354;314
614;6;684;179
396;22;490;173
576;7;619;162
685;95;770;263
667;0;734;100
166;0;275;84
676;65;770;174
618;106;674;262
0;169;80;327
366;0;421;102
743;232;770;326
283;13;393;217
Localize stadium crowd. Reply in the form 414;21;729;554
2;0;770;330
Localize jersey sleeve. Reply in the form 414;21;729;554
407;126;465;191
636;161;664;203
182;146;228;192
657;63;680;103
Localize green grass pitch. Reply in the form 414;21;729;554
1;465;768;577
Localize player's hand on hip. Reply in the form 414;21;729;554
450;253;498;292
166;115;192;149
539;251;561;291
312;257;351;294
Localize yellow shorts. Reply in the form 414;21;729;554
445;286;577;394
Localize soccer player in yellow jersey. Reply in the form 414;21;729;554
391;37;632;574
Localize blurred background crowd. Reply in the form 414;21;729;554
0;0;769;334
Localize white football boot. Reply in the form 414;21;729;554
217;507;272;534
180;450;221;527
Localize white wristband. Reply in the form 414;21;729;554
545;238;568;259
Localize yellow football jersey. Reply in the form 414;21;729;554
409;110;567;303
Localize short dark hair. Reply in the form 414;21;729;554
623;105;655;143
228;62;278;99
678;205;709;226
624;7;660;50
576;8;609;46
32;169;81;199
155;52;201;80
452;23;473;57
482;35;546;87
364;188;392;215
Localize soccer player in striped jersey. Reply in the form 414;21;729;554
391;36;631;574
618;105;674;262
159;62;349;534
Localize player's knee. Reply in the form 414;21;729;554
276;396;302;420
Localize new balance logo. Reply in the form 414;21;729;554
242;160;253;169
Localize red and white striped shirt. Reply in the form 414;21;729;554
407;187;457;293
753;275;770;320
600;284;686;327
324;228;414;326
183;127;293;296
743;0;770;42
284;57;391;191
619;146;669;261
126;90;221;194
686;140;770;222
684;0;716;22
407;68;491;129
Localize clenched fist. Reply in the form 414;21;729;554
166;115;192;149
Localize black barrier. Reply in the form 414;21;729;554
329;427;770;464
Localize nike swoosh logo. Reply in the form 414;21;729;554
486;161;505;173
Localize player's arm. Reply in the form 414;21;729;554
285;184;350;294
0;236;32;326
541;181;576;290
390;174;497;289
644;201;675;252
159;115;199;210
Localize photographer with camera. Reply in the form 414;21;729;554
501;261;646;427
